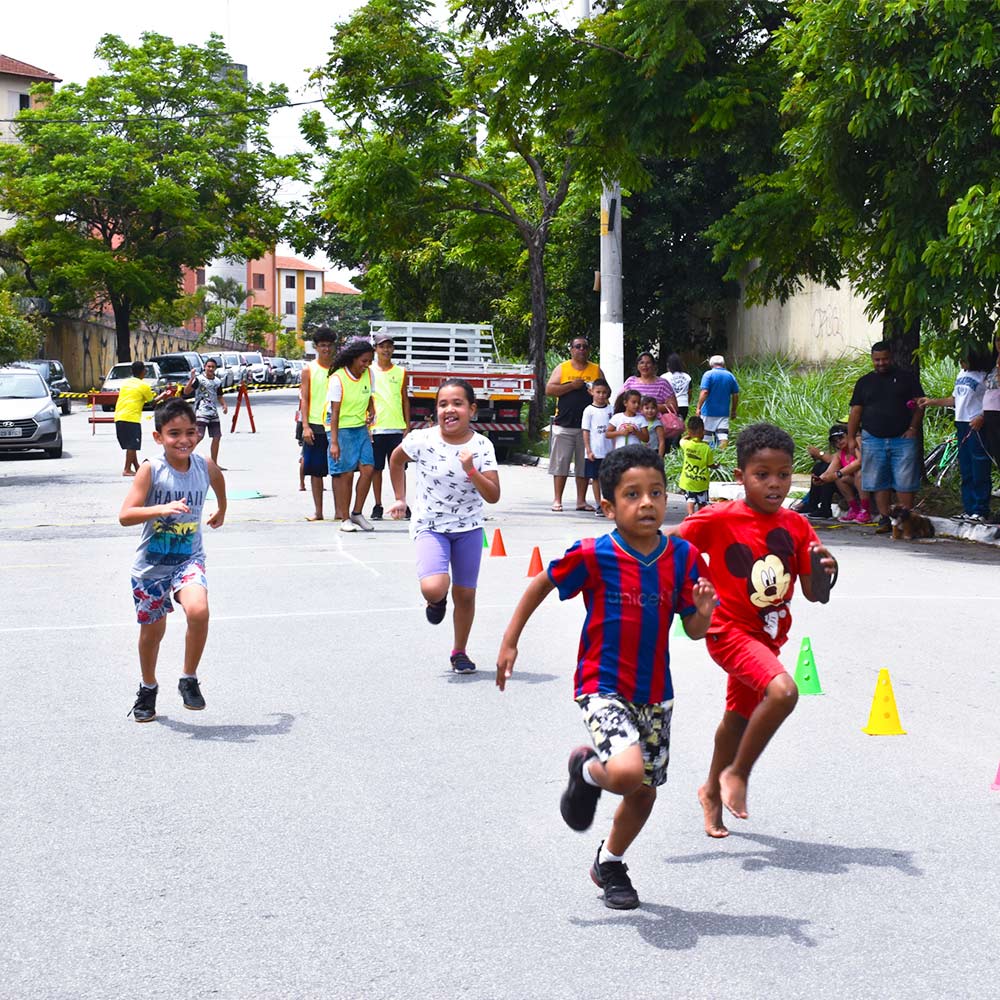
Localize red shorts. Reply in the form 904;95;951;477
706;629;787;719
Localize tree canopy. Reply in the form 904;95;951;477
0;33;301;361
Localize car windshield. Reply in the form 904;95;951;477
156;357;190;374
0;373;47;399
108;364;133;379
244;353;263;364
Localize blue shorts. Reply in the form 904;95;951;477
302;424;329;478
131;561;207;625
413;528;483;589
860;431;920;493
584;457;603;480
329;425;374;475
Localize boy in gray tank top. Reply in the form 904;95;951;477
119;398;228;722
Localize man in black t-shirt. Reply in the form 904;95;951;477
847;342;924;534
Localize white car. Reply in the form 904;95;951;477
100;362;168;411
0;367;63;458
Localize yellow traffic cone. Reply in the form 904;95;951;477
862;668;907;735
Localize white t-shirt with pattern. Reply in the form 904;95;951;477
403;427;498;537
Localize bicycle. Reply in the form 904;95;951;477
924;433;960;487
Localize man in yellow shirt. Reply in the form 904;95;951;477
113;361;172;476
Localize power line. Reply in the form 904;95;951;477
0;97;327;126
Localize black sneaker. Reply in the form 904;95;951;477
875;515;892;535
426;597;447;625
450;651;477;674
404;506;412;519
559;746;602;831
371;505;384;521
590;841;640;909
178;676;206;711
128;685;157;723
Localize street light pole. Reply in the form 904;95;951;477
579;0;624;391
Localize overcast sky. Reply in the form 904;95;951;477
4;0;371;280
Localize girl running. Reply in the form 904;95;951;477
387;379;501;674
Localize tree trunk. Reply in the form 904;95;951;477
526;239;548;437
112;298;132;362
881;313;921;376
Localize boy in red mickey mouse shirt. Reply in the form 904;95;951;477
673;423;837;838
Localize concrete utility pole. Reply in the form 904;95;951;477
579;1;624;391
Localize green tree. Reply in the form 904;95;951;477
234;306;283;349
303;292;382;341
710;0;1000;363
276;329;304;359
299;0;604;430
202;276;248;343
0;290;43;365
0;33;300;362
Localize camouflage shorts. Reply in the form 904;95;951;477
576;693;674;787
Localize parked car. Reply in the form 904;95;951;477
202;353;236;388
267;357;292;384
100;361;168;410
240;351;267;384
12;359;73;415
219;351;248;383
287;360;304;385
149;352;205;387
0;367;63;458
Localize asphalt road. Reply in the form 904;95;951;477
2;391;999;999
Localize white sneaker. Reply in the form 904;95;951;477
350;512;374;532
965;513;985;524
340;519;360;532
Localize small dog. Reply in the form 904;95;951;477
889;504;935;540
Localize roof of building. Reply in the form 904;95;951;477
274;255;324;273
323;279;361;295
0;55;60;82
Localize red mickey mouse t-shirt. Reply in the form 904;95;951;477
678;500;818;648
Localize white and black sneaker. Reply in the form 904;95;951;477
350;512;375;532
128;685;158;723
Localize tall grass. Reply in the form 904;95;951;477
664;353;959;479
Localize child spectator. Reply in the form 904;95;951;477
300;327;336;521
674;423;837;837
119;398;227;723
326;339;376;532
113;361;172;477
606;390;649;449
497;446;716;909
581;379;613;516
641;395;666;457
182;358;229;467
678;415;716;516
814;425;864;522
387;379;500;674
368;332;410;520
662;354;692;420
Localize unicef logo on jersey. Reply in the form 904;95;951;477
607;591;672;607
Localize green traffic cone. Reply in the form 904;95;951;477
672;615;686;639
483;528;489;549
794;637;823;694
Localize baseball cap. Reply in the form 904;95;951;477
709;354;725;366
373;332;394;345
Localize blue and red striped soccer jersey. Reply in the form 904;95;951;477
547;530;705;704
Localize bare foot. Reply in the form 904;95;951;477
305;514;324;522
719;767;749;819
122;471;136;477
298;485;306;491
697;785;729;838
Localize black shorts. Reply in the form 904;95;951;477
198;419;222;440
116;420;141;451
372;431;405;471
302;424;329;478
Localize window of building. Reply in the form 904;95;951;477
252;273;265;290
305;275;316;290
195;268;205;286
285;275;296;289
284;301;296;315
19;94;31;111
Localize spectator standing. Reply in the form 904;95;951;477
662;353;692;421
581;379;614;514
545;337;605;512
621;352;680;450
695;355;739;448
976;332;1000;522
368;332;410;520
846;341;925;535
300;327;336;521
113;360;172;477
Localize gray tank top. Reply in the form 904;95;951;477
132;454;210;578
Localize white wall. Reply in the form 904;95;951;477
727;276;882;362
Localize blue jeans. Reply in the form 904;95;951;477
860;431;920;493
957;421;992;516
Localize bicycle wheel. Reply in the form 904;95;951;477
924;440;958;487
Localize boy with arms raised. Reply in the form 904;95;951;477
120;398;227;722
497;446;716;909
674;423;837;837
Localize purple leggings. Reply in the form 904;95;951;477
413;528;483;588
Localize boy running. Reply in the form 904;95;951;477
497;446;716;909
183;358;229;467
120;398;227;722
674;423;837;836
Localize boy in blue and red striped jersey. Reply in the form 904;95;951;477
497;446;716;910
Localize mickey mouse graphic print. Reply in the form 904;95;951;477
404;427;498;537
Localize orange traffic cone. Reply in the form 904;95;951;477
490;529;507;557
527;546;543;577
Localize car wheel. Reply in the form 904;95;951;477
60;397;72;415
102;404;114;412
46;443;63;459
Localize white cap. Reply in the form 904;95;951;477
709;354;725;367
